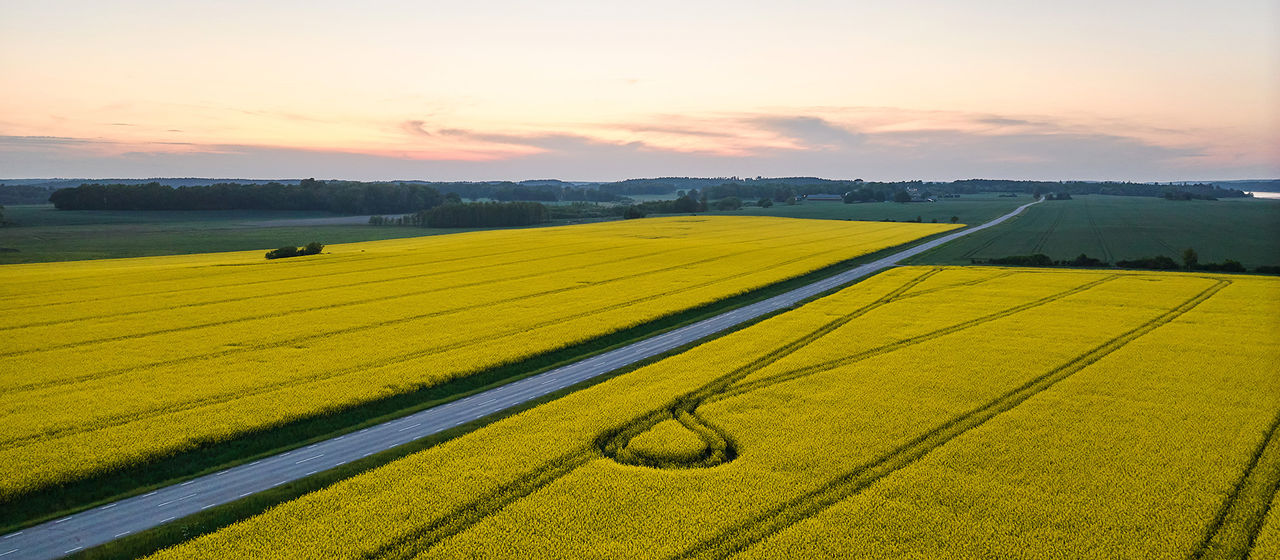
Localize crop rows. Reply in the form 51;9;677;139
148;267;1278;559
0;216;956;503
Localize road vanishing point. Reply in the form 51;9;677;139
2;198;1042;559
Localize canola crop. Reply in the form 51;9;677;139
150;267;1280;560
0;216;955;503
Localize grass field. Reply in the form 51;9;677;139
0;216;954;513
147;266;1280;560
0;205;460;264
908;195;1280;268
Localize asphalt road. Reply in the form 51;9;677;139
1;198;1040;559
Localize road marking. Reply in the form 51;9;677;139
65;547;83;554
1;532;18;539
100;503;117;510
0;549;16;556
295;454;324;464
181;480;195;486
396;423;420;432
216;470;229;476
53;517;71;524
249;460;261;466
157;493;198;507
114;531;131;538
305;470;318;476
161;516;176;523
201;504;216;510
238;492;253;498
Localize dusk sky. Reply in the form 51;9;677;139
2;0;1277;181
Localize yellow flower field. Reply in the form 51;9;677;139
0;216;955;503
148;267;1280;560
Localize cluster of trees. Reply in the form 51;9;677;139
981;248;1266;273
1176;248;1248;272
371;201;548;228
48;180;446;214
629;190;707;214
265;242;324;260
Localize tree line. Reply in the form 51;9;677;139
48;180;445;214
978;248;1272;273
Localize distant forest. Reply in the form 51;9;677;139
44;180;619;214
16;176;1263;213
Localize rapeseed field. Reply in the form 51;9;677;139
0;216;952;504
148;267;1280;560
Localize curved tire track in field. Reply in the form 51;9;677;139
353;268;944;560
358;269;1121;560
672;277;1230;560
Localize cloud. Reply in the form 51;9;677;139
2;107;1273;181
751;115;866;149
401;120;432;137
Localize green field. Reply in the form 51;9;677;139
0;206;462;264
908;195;1280;268
729;194;1028;225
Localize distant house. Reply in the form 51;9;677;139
804;194;843;202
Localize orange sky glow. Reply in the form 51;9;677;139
2;0;1277;180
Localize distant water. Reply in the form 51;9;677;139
1248;191;1280;200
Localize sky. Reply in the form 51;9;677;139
2;0;1277;182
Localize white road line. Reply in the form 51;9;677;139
238;492;252;498
0;549;16;556
305;470;318;476
249;460;261;466
161;516;176;523
64;547;83;554
1;533;17;539
294;454;324;464
53;517;71;524
114;531;131;538
180;480;195;486
396;423;421;432
156;493;197;507
201;504;216;510
99;503;117;510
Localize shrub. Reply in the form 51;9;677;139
265;242;323;260
265;246;300;259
